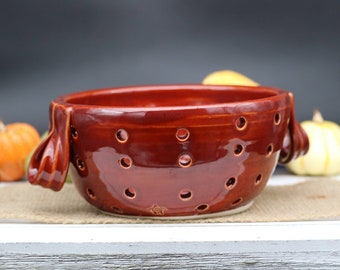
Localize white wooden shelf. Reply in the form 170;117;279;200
1;221;340;269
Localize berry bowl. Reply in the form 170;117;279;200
28;84;309;219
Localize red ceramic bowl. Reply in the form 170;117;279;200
28;84;308;219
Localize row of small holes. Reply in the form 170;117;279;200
225;174;263;189
124;190;242;208
114;113;280;145
120;174;263;200
235;112;281;131
118;154;193;169
115;113;281;144
125;187;210;213
116;145;273;170
234;143;273;158
86;173;263;214
115;128;191;144
79;145;271;172
116;147;275;169
116;145;272;170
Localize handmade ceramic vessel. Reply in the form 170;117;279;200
28;84;309;219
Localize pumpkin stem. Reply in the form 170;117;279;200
313;109;324;123
0;120;6;132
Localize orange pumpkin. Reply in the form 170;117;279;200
0;120;41;181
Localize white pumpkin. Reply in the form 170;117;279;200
286;110;340;176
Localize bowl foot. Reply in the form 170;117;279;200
99;201;254;221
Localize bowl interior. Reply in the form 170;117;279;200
63;85;279;108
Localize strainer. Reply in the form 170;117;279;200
28;84;308;218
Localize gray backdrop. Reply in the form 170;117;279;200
1;0;339;133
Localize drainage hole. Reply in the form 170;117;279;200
179;189;192;200
116;129;128;143
232;198;243;206
196;204;209;212
70;125;78;140
119;157;132;169
178;154;192;168
234;144;244;156
76;158;86;171
124;187;136;199
235;116;247;130
255;174;263;185
266;144;274;156
176;128;190;142
225;177;236;189
86;188;96;199
274;112;281;125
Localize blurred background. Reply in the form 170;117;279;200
1;0;339;133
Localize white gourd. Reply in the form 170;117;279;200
286;110;340;176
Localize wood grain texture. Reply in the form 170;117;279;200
1;251;340;269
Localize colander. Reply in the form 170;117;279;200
28;84;308;219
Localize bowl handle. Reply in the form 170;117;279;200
28;101;71;191
279;93;309;164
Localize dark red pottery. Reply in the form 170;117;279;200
28;84;309;218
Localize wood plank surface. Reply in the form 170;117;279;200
1;221;340;269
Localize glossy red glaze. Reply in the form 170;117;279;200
28;84;309;218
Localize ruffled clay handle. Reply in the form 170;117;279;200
279;93;309;164
28;102;71;191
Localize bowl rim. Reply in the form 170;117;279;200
54;84;290;112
